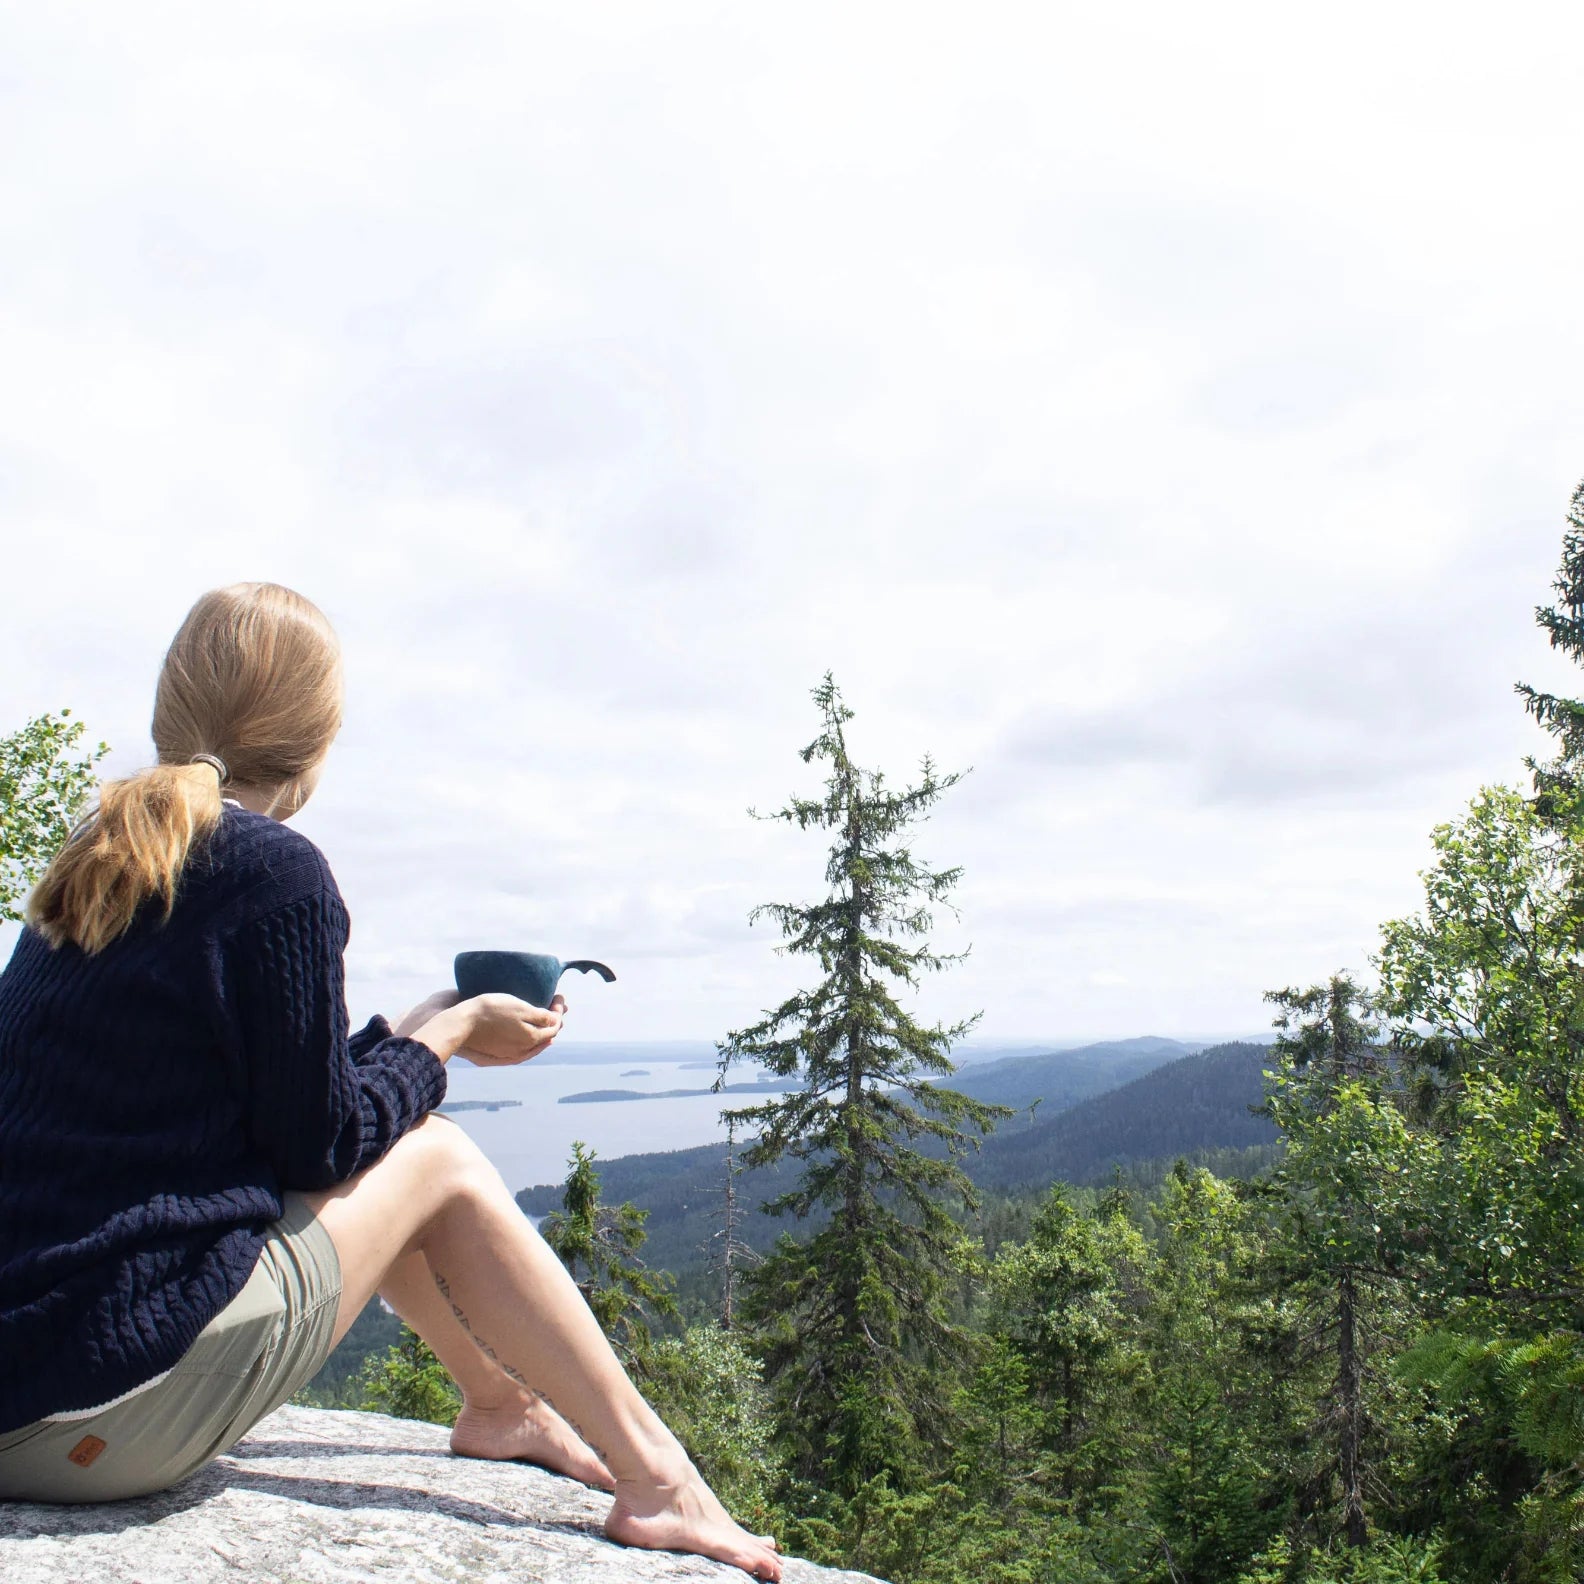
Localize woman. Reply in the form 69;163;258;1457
0;582;781;1582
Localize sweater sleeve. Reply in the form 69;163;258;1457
348;1014;396;1062
228;884;448;1191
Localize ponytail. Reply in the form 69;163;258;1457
24;582;342;955
28;764;225;953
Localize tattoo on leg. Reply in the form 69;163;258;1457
431;1270;606;1459
433;1270;473;1332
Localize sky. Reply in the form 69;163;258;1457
2;3;1582;1046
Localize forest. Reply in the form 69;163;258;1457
10;488;1584;1584
324;484;1584;1583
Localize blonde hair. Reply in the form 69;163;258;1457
28;583;343;954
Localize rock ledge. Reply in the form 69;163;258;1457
0;1403;884;1583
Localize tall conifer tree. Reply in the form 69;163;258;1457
717;674;1008;1493
1264;975;1404;1552
1516;476;1584;804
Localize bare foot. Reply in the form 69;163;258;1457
606;1463;783;1581
450;1396;616;1491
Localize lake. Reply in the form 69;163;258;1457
438;1049;766;1194
432;1036;1061;1194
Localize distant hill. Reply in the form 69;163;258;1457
949;1036;1196;1111
518;1040;1278;1281
965;1041;1277;1191
945;1035;1201;1071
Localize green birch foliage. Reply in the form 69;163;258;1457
1378;786;1584;1318
1355;506;1584;1579
539;1140;677;1370
1377;786;1584;1581
717;673;1009;1495
0;710;108;920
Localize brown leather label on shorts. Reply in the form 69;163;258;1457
67;1435;107;1467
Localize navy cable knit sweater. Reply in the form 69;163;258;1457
0;805;448;1435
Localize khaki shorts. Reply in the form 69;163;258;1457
0;1192;342;1504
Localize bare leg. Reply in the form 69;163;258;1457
377;1250;615;1489
305;1116;781;1582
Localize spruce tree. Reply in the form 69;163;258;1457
1516;476;1584;804
1141;1163;1286;1583
716;674;1009;1493
1263;975;1405;1552
540;1140;677;1369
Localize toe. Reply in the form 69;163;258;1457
737;1540;781;1580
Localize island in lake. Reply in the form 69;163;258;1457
438;1100;524;1114
560;1078;797;1104
620;1068;651;1077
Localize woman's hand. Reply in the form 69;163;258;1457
458;992;567;1065
395;987;568;1065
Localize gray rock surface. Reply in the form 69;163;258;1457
0;1404;885;1584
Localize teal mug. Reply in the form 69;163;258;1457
454;951;616;1009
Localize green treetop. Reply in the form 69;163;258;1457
0;710;108;921
989;1182;1150;1499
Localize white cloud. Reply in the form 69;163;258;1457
1;1;1582;1045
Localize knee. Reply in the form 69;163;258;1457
403;1113;505;1201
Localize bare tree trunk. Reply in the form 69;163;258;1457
708;1122;756;1330
721;1127;738;1330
